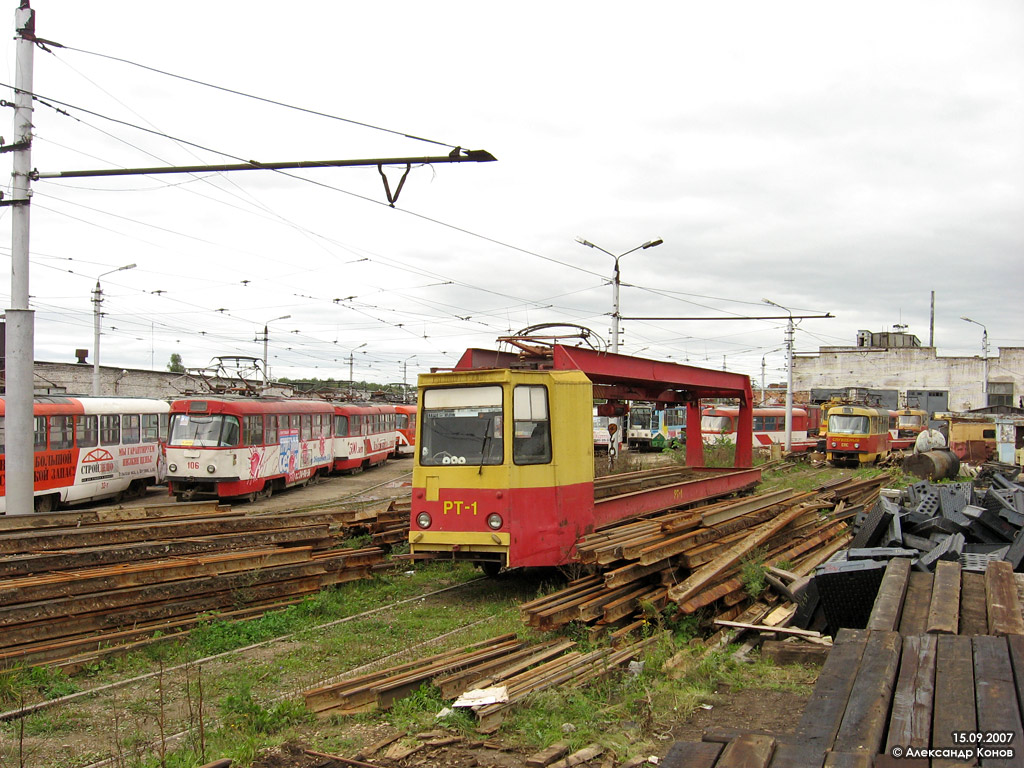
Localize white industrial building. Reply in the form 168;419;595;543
792;330;1024;413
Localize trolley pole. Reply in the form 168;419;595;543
4;1;37;515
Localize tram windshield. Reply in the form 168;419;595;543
828;414;870;435
629;406;655;430
701;415;735;433
420;386;504;466
898;414;925;427
169;413;241;447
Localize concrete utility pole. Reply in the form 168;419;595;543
348;343;366;398
763;299;794;452
4;1;37;514
259;315;290;391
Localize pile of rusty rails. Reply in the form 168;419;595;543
519;475;890;637
0;499;393;670
304;631;664;733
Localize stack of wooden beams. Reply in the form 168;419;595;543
519;477;888;635
0;500;387;669
304;631;662;732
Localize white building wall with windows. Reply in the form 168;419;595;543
792;346;1024;412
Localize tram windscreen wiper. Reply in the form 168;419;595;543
478;417;493;475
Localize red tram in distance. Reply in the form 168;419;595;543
165;397;333;502
701;406;818;450
331;402;398;473
0;396;169;514
394;404;417;457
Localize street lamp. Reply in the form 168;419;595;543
763;298;794;451
260;315;291;390
961;316;989;406
575;236;663;353
92;263;137;396
403;354;418;403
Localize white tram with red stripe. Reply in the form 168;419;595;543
332;402;398;472
0;396;169;514
701;406;815;450
165;397;333;502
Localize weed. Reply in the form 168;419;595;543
739;547;769;599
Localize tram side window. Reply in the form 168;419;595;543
100;415;120;446
76;415;98;447
34;416;47;451
51;415;74;449
0;417;4;454
335;414;349;437
396;413;408;429
142;414;161;443
301;414;312;441
351;415;363;436
123;414;141;444
266;415;278;444
513;385;552;465
243;415;264;446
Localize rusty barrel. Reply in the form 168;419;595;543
902;448;961;481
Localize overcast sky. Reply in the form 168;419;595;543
1;1;1021;390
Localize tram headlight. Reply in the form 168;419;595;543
206;464;216;474
168;463;177;472
854;443;860;449
416;512;432;529
830;441;836;448
486;513;503;530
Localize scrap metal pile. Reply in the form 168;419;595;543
790;465;1024;634
0;500;394;670
518;475;888;636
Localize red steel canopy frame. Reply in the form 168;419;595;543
453;345;754;468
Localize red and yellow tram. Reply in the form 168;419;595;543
0;396;169;514
394;404;417;457
165;397;333;501
409;345;761;573
331;402;397;473
824;404;897;465
894;408;929;439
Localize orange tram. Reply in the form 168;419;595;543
408;345;762;574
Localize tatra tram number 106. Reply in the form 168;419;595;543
165;397;334;502
824;404;897;466
408;344;762;574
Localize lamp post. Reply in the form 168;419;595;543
348;343;367;398
575;236;663;353
92;263;137;396
961;316;989;407
403;354;418;403
763;299;794;452
260;315;291;390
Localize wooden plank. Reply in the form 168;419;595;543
761;640;830;667
866;557;911;632
525;741;570;768
832;630;902;755
925;559;961;635
660;740;723;768
985;560;1024;637
931;635;977;768
768;741;825;768
822;753;872;768
897;571;933;636
973;636;1024;765
794;628;870;750
884;635;936;754
959;570;989;635
715;733;776;768
712;620;823;639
